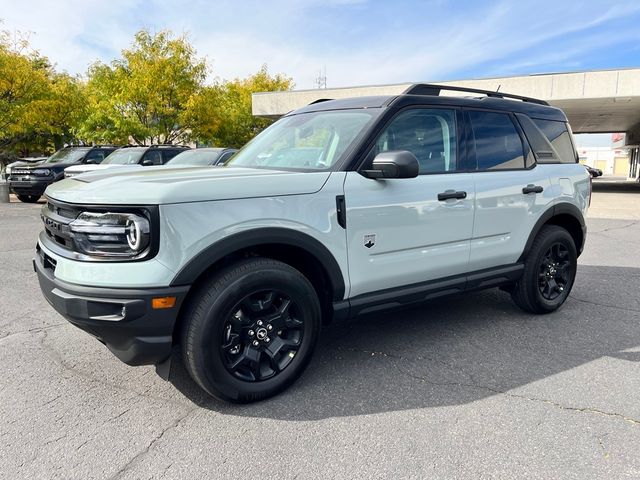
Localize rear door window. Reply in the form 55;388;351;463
162;149;184;163
469;111;525;170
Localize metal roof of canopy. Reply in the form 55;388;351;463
252;68;640;142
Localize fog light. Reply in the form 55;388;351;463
152;297;176;309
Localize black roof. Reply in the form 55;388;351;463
293;96;392;115
60;145;118;149
291;84;567;122
115;144;191;150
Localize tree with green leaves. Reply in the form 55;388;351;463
188;65;293;148
0;32;50;153
80;30;207;145
0;23;295;167
0;27;87;160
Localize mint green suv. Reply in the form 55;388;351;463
35;84;589;402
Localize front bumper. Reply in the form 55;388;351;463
9;178;51;196
34;247;189;366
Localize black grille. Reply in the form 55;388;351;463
41;199;81;251
46;201;77;219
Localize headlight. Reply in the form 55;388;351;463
69;211;151;258
33;168;51;176
6;165;11;175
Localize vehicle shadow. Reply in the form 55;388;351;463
592;180;640;193
168;264;640;420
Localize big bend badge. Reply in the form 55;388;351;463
364;234;376;249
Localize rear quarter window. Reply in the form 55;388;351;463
469;111;525;170
532;119;577;164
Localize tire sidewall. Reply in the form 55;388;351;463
529;228;577;311
189;264;320;402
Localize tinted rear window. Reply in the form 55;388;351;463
532;119;577;163
469;111;525;170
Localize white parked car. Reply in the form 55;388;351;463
64;145;189;178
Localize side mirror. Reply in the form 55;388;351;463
142;159;154;167
362;151;419;179
85;158;97;164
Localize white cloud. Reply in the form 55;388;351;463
1;0;639;87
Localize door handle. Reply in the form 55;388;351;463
437;190;467;201
522;184;544;194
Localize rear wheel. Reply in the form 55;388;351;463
16;194;40;203
181;258;321;402
511;225;577;314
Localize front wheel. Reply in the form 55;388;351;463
181;258;321;402
511;225;577;314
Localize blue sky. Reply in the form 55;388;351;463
1;0;639;90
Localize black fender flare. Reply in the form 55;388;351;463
518;202;586;262
170;227;346;301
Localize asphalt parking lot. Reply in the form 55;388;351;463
1;182;639;480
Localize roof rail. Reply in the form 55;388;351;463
117;144;190;149
403;83;549;106
147;144;191;149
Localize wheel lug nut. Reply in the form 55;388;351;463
265;337;270;343
257;320;263;326
248;330;255;336
267;324;273;331
252;340;259;347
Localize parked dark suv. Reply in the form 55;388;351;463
9;146;117;202
63;145;190;178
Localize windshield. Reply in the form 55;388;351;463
102;148;146;165
45;148;90;164
166;149;223;166
226;110;379;171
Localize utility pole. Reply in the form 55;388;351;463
315;66;327;89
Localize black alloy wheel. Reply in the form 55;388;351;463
538;242;572;301
511;225;577;314
181;258;321;402
221;290;304;382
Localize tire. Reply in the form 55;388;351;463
17;194;40;203
181;257;321;403
511;225;577;314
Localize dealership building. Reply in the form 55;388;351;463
253;68;640;180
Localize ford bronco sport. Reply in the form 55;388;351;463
35;84;589;402
9;146;117;202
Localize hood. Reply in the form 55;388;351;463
45;166;331;205
15;161;81;174
64;164;117;174
9;159;46;168
9;161;46;171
